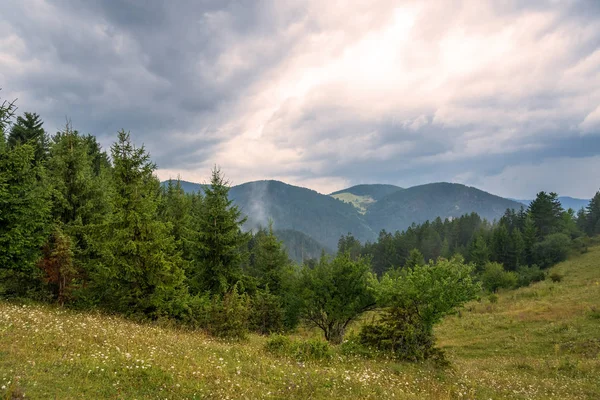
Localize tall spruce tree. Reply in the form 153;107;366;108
491;224;511;268
189;166;250;295
0;142;51;296
522;215;537;266
45;124;112;300
159;179;193;259
468;233;490;271
97;130;188;318
586;191;600;236
528;191;563;238
508;228;525;270
250;222;289;295
8;112;49;163
576;207;588;233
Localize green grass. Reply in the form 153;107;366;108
2;246;600;399
330;193;376;214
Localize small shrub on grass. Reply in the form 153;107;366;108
481;262;518;292
516;264;546;287
264;335;333;361
358;307;437;362
488;293;499;304
549;272;563;283
294;338;334;361
364;256;479;363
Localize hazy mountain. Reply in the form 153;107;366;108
274;229;333;264
229;180;375;249
365;182;522;233
512;196;590;211
162;179;529;256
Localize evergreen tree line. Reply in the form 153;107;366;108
0;99;306;337
339;190;600;292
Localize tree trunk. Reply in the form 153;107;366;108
327;324;345;344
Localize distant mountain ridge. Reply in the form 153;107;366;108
161;179;580;260
364;182;522;234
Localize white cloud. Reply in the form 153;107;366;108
579;105;600;134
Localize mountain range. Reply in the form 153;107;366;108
163;179;577;262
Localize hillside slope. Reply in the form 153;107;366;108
330;184;402;200
366;182;523;233
436;241;600;399
1;244;599;399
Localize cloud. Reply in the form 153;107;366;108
580;105;600;134
467;155;600;199
1;0;599;197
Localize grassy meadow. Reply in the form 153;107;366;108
1;245;600;399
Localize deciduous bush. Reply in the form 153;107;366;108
298;253;375;344
359;307;437;361
532;233;571;268
516;264;546;287
364;256;479;361
481;262;518;292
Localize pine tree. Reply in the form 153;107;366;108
405;248;425;269
522;215;537;266
440;237;451;258
0;142;51;296
8;112;49;163
337;233;362;260
576;207;587;233
586;191;600;236
491;224;511;268
250;221;289;295
190;166;250;295
0;90;17;137
97;130;188;318
38;225;75;304
419;225;442;262
159;179;193;259
83;134;111;176
516;206;527;231
468;233;490;271
45;123;112;299
528;191;563;238
508;228;525;270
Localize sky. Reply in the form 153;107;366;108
1;0;600;198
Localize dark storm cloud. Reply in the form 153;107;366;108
1;0;304;168
1;0;599;196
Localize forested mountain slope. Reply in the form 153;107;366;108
365;182;523;233
229;180;375;250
